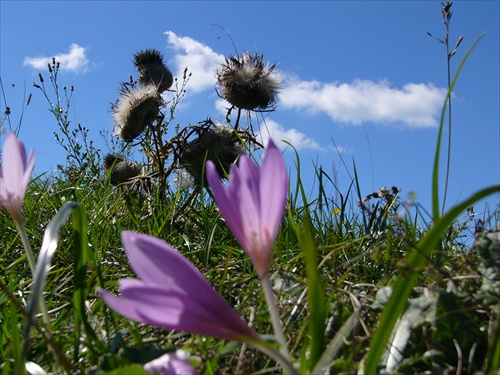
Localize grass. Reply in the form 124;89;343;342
1;131;498;373
1;3;500;373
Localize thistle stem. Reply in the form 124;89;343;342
261;274;291;360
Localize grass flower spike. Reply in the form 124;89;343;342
98;231;261;343
206;139;287;277
0;132;35;224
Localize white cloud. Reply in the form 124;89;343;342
165;31;224;93
279;77;447;128
257;119;322;151
212;98;320;152
23;43;90;74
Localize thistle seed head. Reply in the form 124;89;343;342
217;53;281;111
134;49;173;93
112;84;161;142
104;154;141;186
179;123;243;185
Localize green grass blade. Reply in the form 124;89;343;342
364;185;500;374
432;34;485;221
23;201;80;349
312;308;361;374
71;203;100;361
298;216;326;370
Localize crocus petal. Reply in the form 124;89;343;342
258;140;288;248
98;232;260;343
144;351;198;375
0;132;35;223
206;161;249;249
207;139;287;276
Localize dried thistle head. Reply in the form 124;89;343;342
179;123;244;186
112;84;161;142
104;154;141;186
134;49;174;93
216;53;281;111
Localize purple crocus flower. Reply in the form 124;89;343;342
98;231;261;343
206;139;287;277
0;132;35;224
144;351;198;375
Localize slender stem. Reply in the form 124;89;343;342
261;274;291;360
441;0;453;215
15;221;50;327
234;107;242;130
15;220;36;275
251;341;298;375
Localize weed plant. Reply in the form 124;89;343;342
1;2;499;374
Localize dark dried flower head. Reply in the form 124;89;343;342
104;154;141;186
112;84;161;142
179;123;244;186
217;53;281;111
134;49;173;93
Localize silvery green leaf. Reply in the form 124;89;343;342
23;202;80;348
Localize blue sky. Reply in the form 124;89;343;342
1;1;499;228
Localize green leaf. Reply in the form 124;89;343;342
382;293;437;373
477;232;500;300
298;216;326;370
23;201;80;349
364;184;500;374
312;308;361;374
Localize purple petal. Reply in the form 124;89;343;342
0;132;34;221
122;232;211;291
144;351;198;375
99;232;261;343
259;139;287;247
206;161;249;249
206;140;288;276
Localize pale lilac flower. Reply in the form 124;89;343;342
0;132;35;224
144;351;198;375
206;139;287;277
98;231;261;343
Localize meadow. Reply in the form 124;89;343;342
1;3;499;374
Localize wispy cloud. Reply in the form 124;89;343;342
256;119;322;151
165;31;224;93
279;77;447;128
163;31;446;152
212;98;321;151
23;43;90;74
